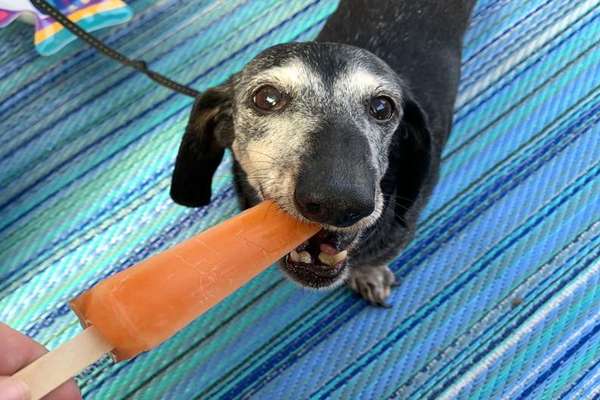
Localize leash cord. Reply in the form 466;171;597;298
31;0;201;98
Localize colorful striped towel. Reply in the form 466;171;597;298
0;0;598;398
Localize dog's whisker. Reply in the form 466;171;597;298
379;193;412;212
243;149;281;162
390;195;417;204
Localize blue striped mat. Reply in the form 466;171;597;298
1;0;599;398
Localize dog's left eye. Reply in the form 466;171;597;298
253;85;287;112
369;96;394;121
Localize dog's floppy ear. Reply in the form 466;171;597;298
387;95;435;214
170;81;234;207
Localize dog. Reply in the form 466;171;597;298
170;0;475;306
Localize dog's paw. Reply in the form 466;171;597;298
348;265;398;307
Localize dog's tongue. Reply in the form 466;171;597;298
319;243;338;255
308;229;358;254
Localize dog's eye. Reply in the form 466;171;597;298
253;85;287;112
369;96;394;121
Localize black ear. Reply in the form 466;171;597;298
386;96;435;215
170;82;234;207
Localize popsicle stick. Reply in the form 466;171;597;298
13;326;112;400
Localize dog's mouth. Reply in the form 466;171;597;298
280;229;358;288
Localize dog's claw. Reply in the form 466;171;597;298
348;265;398;307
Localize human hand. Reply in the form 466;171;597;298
0;322;82;400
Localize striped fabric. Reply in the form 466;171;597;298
0;0;599;398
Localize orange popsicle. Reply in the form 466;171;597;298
14;200;319;399
71;200;318;360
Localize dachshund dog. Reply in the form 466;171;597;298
171;0;475;306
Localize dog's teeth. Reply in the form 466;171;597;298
318;252;333;266
289;250;301;263
297;251;312;263
333;250;348;263
318;250;348;267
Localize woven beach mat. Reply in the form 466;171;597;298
0;0;599;398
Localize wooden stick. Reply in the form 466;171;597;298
12;326;112;400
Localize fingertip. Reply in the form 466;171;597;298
45;379;82;400
0;324;47;375
0;377;31;400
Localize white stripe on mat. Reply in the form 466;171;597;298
438;258;600;400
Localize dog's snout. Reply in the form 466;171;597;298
294;182;375;227
293;123;378;227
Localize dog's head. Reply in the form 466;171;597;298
171;42;432;289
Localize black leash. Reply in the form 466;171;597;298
31;0;200;98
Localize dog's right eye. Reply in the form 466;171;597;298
252;85;287;112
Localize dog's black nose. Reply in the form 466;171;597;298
294;183;375;227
